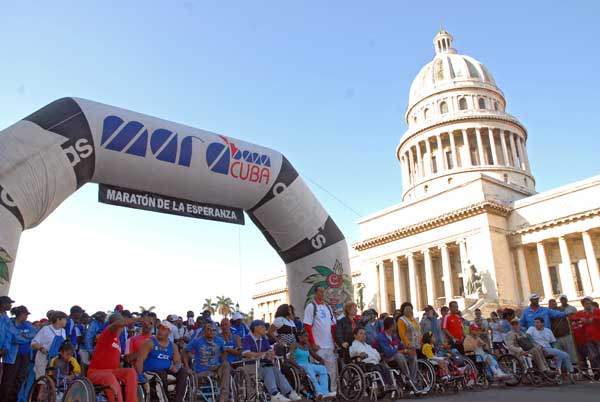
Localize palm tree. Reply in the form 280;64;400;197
139;305;156;313
216;296;235;317
202;298;216;314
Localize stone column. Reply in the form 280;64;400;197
448;131;458;169
461;129;472;167
378;261;389;313
458;240;470;293
436;135;444;171
509;132;519;169
423;248;435;306
440;244;453;302
488;128;498;165
518;136;530;171
582;231;600;294
407;253;418;309
400;156;408;187
558;237;577;297
424;137;433;175
392;257;404;309
500;130;510;166
516;246;531;303
408;148;416;183
537;242;554;300
415;142;424;178
475;128;486;165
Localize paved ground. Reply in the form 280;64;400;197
404;382;600;402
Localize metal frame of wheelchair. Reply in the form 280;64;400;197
141;370;196;402
338;359;388;402
462;351;522;389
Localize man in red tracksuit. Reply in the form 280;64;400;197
574;296;600;369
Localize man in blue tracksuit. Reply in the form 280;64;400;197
0;296;15;362
520;294;565;330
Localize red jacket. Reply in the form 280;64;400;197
573;309;600;342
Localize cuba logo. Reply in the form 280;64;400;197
206;135;271;185
101;115;204;167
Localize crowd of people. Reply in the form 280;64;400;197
0;289;598;402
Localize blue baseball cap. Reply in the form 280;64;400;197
250;320;266;330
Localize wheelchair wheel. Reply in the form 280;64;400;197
28;375;57;402
462;358;482;390
338;363;365;402
232;367;251;402
183;372;197;402
416;359;435;394
497;354;523;386
63;377;96;402
281;364;302;394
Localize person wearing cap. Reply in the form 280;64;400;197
520;293;566;331
87;313;143;402
137;321;187;402
242;320;301;402
183;321;231;402
548;299;579;366
0;295;15;361
0;305;36;401
166;314;181;344
505;318;549;372
464;323;510;380
573;296;600;370
558;295;578;315
31;310;68;380
527;317;575;380
230;311;250;339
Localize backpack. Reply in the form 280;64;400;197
310;301;335;323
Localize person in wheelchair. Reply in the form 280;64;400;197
505;318;549;372
183;322;231;402
464;323;510;380
374;317;420;391
136;321;188;402
348;327;395;391
241;320;302;402
527;317;576;381
288;329;335;400
49;342;81;382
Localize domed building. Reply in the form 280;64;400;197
352;29;600;315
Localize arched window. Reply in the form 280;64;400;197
413;116;417;124
459;98;468;110
440;101;448;114
478;98;486;109
424;108;429;120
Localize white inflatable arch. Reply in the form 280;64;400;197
0;98;352;311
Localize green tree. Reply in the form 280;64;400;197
202;298;216;315
216;296;235;317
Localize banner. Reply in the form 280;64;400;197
98;184;245;225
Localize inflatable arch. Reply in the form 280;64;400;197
0;98;352;311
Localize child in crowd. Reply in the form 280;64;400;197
50;342;81;381
464;324;509;380
421;332;450;381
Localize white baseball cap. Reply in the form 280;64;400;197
529;293;540;300
232;312;244;320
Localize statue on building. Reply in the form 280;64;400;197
465;263;483;296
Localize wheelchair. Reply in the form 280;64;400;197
228;358;274;402
27;367;145;402
141;370;197;402
337;356;396;402
463;350;521;389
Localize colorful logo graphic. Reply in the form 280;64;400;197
101;115;204;167
303;259;353;313
0;247;13;284
206;136;271;185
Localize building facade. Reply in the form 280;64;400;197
353;30;600;316
254;29;600;318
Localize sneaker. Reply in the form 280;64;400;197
272;393;291;402
288;391;302;402
325;391;337;398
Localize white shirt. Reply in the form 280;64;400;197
32;325;66;350
303;302;335;349
526;326;556;349
349;340;381;364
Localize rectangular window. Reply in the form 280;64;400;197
549;266;561;295
572;262;584;295
431;155;438;173
446;151;454;169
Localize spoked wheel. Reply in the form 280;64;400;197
338;363;365;402
542;369;562;386
183;373;197;402
281;364;302;394
28;375;57;402
463;359;484;390
232;368;252;402
63;377;96;402
497;354;523;386
416;359;435;394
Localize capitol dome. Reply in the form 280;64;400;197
408;29;499;111
397;29;535;203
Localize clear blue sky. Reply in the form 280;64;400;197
2;1;599;319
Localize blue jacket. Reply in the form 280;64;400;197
3;319;37;364
520;306;565;330
365;322;379;346
374;332;404;358
83;319;105;352
0;312;11;357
